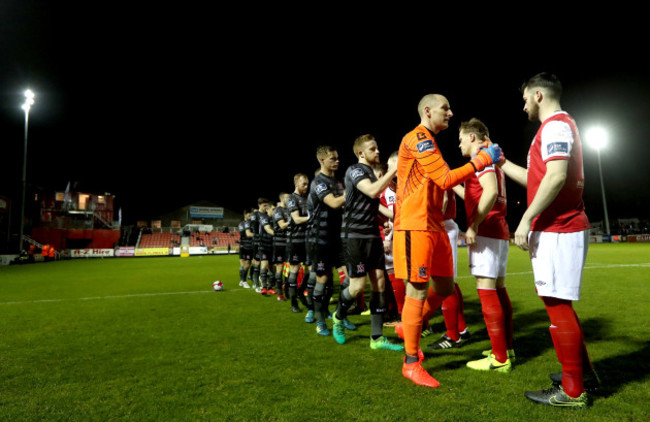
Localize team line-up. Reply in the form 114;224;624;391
234;73;599;409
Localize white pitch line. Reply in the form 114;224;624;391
2;262;649;306
0;289;225;306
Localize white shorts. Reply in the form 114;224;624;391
468;235;508;279
529;230;589;301
384;222;394;271
384;246;394;271
445;219;459;277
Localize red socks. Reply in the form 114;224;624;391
543;296;585;398
455;282;467;333
497;287;513;350
440;289;460;341
421;285;463;341
477;288;508;363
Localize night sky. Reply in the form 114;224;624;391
2;4;649;231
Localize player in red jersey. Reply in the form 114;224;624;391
378;154;405;324
393;94;502;387
456;118;514;372
498;73;598;407
422;187;471;350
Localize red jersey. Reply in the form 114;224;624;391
527;112;589;232
380;185;397;213
464;165;509;240
378;185;397;239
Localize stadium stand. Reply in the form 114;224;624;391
137;230;239;249
138;232;180;248
188;231;239;248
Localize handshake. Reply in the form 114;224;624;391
470;139;505;171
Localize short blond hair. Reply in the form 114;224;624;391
353;134;376;158
459;118;489;140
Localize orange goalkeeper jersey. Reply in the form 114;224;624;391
394;125;476;232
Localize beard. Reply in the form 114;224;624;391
526;104;539;122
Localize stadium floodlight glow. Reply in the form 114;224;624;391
585;127;608;151
18;88;35;252
22;89;35;111
585;126;610;236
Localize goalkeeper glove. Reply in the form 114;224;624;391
470;143;503;172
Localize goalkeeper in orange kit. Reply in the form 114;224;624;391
393;94;502;387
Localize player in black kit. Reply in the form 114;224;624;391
286;173;312;315
272;193;291;302
332;134;403;351
309;145;349;336
237;210;253;289
247;203;262;292
258;199;275;295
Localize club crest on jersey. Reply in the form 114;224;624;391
315;183;328;194
351;168;365;180
416;139;435;153
547;142;568;155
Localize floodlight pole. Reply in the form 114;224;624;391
595;147;610;235
18;90;34;253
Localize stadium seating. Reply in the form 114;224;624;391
138;232;180;248
188;231;239;248
137;231;239;249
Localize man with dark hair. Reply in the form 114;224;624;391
499;72;598;407
309;145;346;336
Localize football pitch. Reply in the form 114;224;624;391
1;243;649;421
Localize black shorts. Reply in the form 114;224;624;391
344;237;385;278
313;238;345;277
272;244;287;265
305;239;314;267
239;247;252;261
287;241;306;265
256;246;272;262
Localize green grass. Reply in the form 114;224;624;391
1;244;649;421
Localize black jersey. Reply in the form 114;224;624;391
258;212;274;250
238;219;253;249
286;192;309;243
249;210;261;246
342;163;381;239
306;193;317;244
272;206;289;246
310;172;345;246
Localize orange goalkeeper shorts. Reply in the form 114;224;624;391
393;230;454;282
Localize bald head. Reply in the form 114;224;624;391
418;94;452;134
418;94;445;118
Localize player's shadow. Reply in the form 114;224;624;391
588;341;650;397
427;302;650;397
